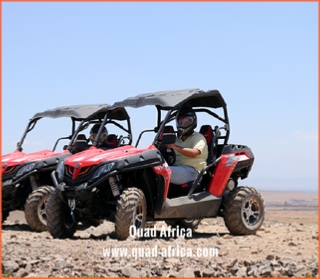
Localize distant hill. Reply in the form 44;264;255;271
260;190;318;208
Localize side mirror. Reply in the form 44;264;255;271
161;133;176;144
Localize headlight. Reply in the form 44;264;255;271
56;160;65;182
91;162;115;180
16;163;36;177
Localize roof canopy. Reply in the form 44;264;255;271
30;104;129;121
112;89;226;110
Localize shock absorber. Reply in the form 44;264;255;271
29;174;39;191
108;176;120;197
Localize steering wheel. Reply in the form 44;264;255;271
156;142;176;166
164;147;176;166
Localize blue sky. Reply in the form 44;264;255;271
2;2;318;192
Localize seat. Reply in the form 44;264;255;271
76;134;87;141
72;134;88;153
199;125;217;164
197;125;221;193
105;134;118;149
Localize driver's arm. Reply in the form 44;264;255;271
165;144;200;158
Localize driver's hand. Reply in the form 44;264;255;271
165;144;176;150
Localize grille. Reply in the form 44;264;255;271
68;166;91;179
3;166;16;174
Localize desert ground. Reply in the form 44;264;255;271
1;190;318;278
5;190;318;225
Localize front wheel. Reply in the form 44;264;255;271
46;190;77;239
115;188;147;240
222;186;265;235
24;186;54;232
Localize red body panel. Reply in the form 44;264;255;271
64;145;160;179
208;152;250;196
64;145;152;166
152;162;171;200
2;149;69;175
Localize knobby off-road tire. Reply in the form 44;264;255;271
223;186;265;235
2;211;9;224
46;190;77;239
24;186;54;232
115;188;147;241
165;218;201;231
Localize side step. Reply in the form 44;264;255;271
154;191;222;219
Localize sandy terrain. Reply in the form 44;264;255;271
1;191;318;277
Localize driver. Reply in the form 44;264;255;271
89;124;113;150
165;108;208;185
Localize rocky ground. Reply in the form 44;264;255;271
1;212;319;278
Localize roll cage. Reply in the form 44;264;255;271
111;88;230;146
16;104;131;152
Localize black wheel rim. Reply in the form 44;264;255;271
134;201;143;229
37;198;49;225
242;196;260;226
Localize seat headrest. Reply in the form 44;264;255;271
106;134;118;148
199;125;213;144
164;125;174;133
76;134;86;141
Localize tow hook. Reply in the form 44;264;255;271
68;198;77;223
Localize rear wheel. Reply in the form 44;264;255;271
223;186;265;235
24;186;54;232
46;190;77;239
115;188;147;240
